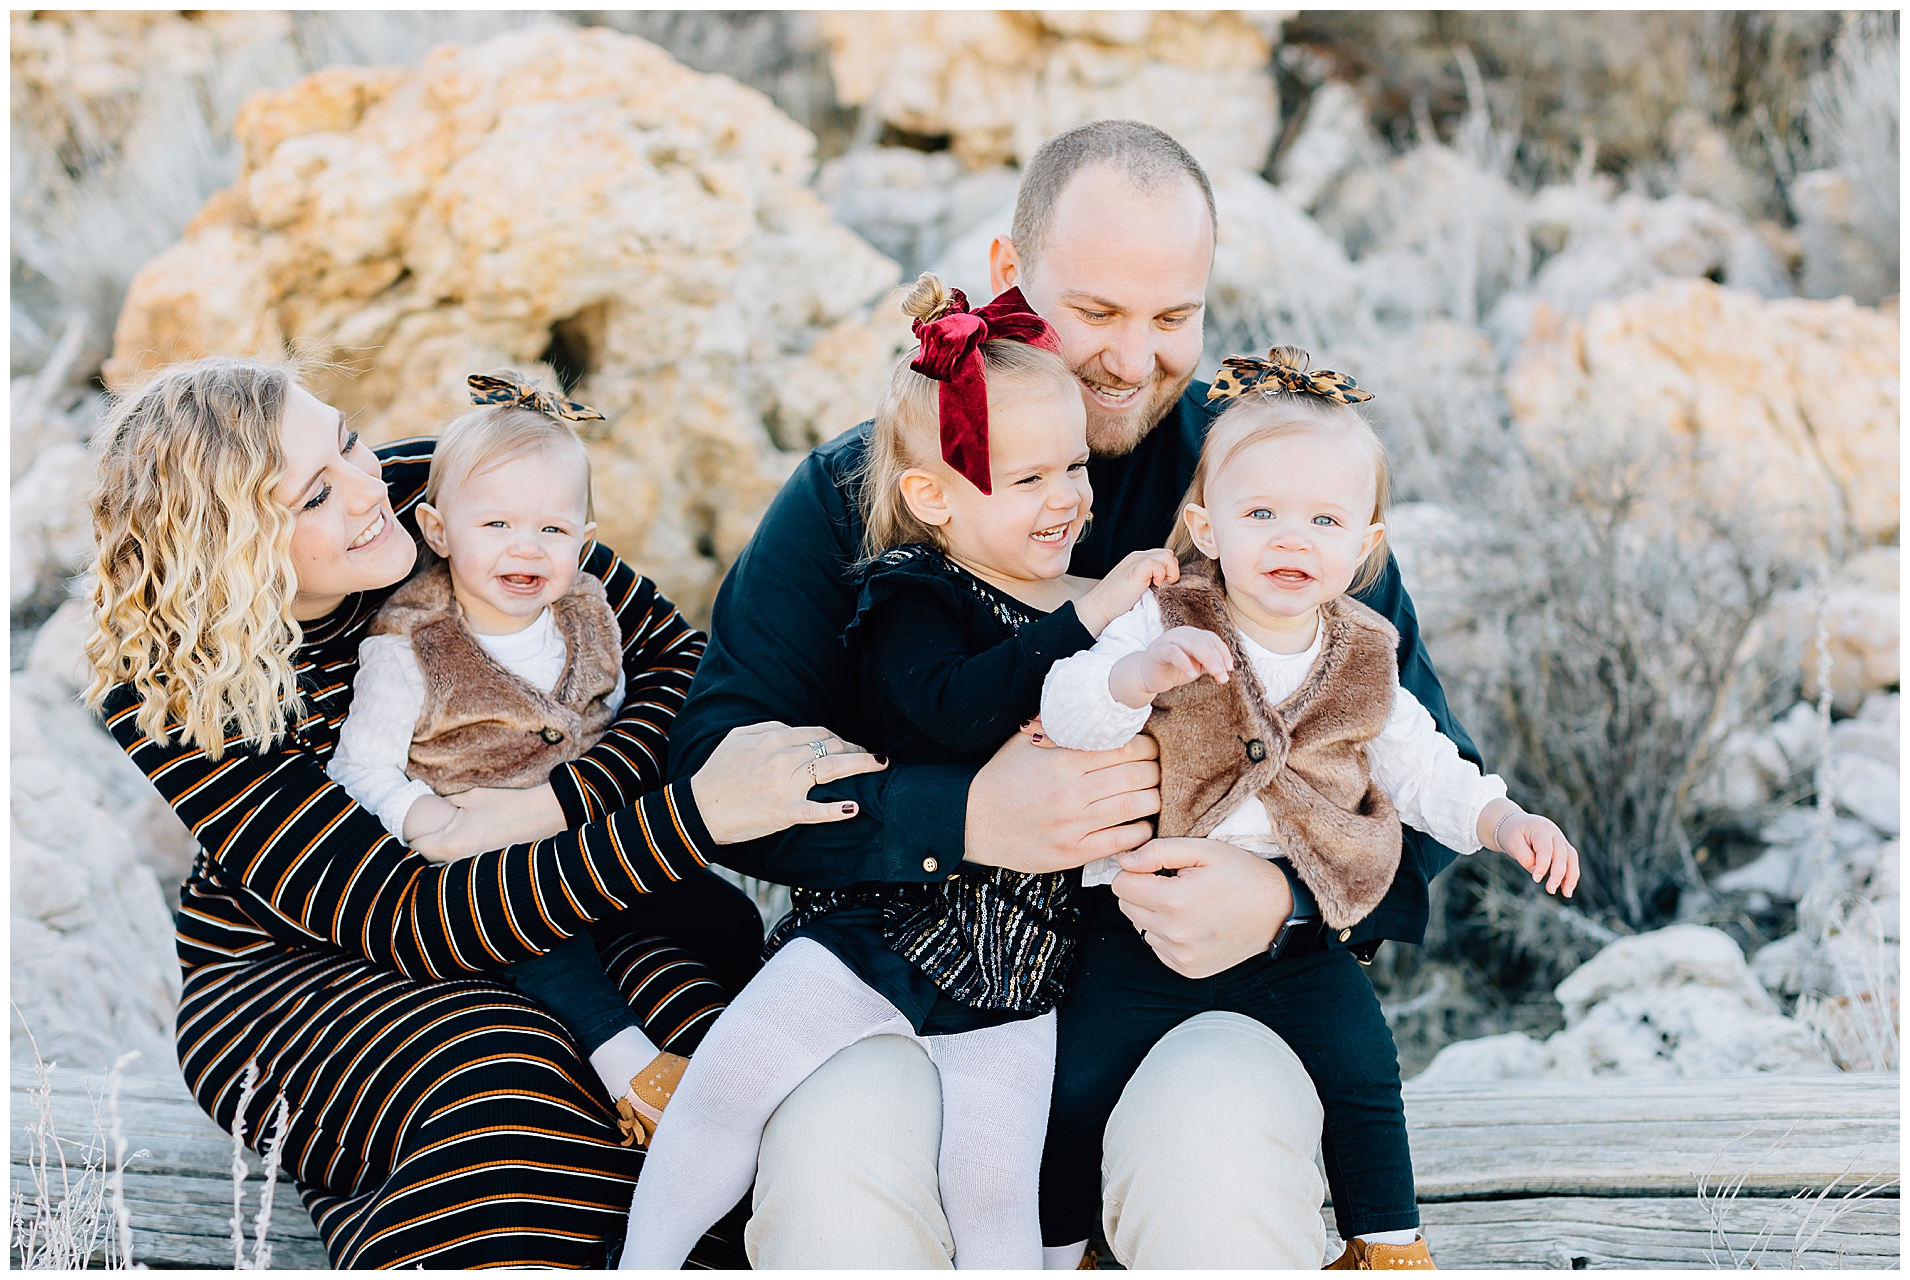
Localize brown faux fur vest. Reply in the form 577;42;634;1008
367;560;621;793
1146;565;1403;930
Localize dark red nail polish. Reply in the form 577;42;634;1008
874;755;888;765
841;803;857;815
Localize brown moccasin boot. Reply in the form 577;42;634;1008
1324;1236;1435;1269
615;1051;690;1148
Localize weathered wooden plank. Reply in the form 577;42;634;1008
5;1166;333;1270
1403;1073;1899;1200
12;1065;1901;1270
1408;1195;1902;1270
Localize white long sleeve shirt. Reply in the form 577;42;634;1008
1040;592;1505;887
326;607;626;840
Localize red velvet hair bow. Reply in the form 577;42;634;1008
909;286;1062;494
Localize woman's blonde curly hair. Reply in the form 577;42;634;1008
83;357;307;761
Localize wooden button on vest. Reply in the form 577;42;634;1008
1339;928;1353;941
922;857;938;873
539;727;564;743
1245;738;1267;762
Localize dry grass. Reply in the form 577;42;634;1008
8;1021;146;1270
226;1061;292;1270
1695;1124;1900;1269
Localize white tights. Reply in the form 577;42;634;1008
618;938;1056;1270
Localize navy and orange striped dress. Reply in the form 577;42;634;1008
100;441;762;1268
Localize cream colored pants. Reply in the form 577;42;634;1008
745;1010;1327;1269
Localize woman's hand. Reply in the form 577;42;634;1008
410;784;566;863
691;723;888;846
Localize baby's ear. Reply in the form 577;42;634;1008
898;470;952;527
1360;521;1386;561
1182;504;1218;558
416;502;450;556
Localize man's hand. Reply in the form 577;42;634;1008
1111;838;1293;979
965;730;1160;873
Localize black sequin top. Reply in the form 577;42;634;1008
764;544;1098;1032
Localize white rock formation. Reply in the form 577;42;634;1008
817;147;1020;279
11;671;189;1076
1417;926;1836;1083
1409;1031;1544;1087
10;441;95;613
1273;80;1383;214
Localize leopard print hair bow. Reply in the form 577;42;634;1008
1207;347;1374;406
467;374;606;423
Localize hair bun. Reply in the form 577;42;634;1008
900;272;957;323
1265;345;1311;373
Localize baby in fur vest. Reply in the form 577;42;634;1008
327;375;689;1151
1037;348;1580;1269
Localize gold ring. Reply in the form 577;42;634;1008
808;740;829;760
806;760;819;787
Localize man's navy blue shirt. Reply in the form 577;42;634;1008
668;381;1481;948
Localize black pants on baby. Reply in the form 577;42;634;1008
1039;889;1418;1244
505;866;765;1056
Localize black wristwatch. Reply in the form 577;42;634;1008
1267;858;1319;960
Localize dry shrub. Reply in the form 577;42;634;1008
1460;420;1815;941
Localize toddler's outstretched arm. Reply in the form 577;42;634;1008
1476;799;1580;897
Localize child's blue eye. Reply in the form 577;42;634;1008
542;525;566;535
485;520;508;528
1248;508;1273;520
1313;515;1338;526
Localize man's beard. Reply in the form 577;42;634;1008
1081;365;1196;458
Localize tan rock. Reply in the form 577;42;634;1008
104;26;907;621
819;11;1287;173
1505;279;1899;545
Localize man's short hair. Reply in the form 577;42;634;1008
1010;120;1218;268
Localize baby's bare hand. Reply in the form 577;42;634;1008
1501;815;1580;898
1143;626;1234;696
1078;548;1180;636
409;809;490;863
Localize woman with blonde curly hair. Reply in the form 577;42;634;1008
84;356;883;1267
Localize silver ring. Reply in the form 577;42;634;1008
808;740;829;761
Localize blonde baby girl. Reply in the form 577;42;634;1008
1037;346;1580;1270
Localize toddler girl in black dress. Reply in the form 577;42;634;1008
618;275;1178;1269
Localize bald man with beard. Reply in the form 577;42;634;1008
667;120;1476;1269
